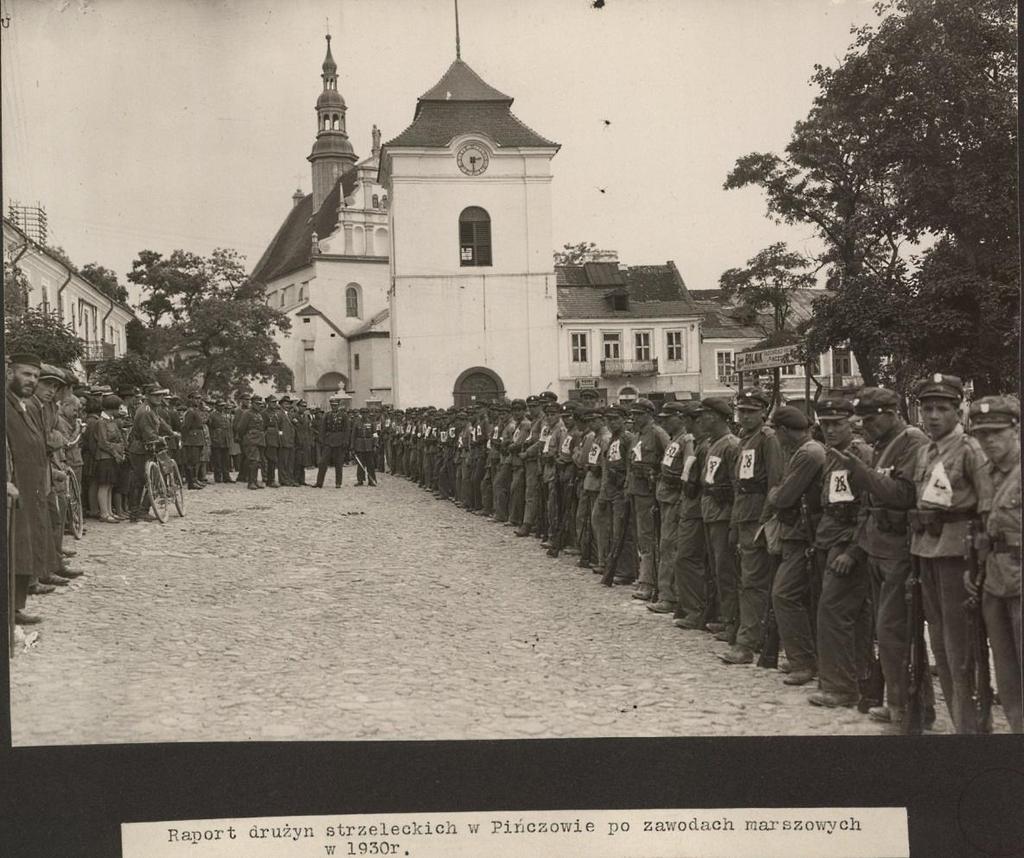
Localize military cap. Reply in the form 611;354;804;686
657;401;688;418
700;397;733;420
236;392;251;400
543;400;562;413
265;394;278;403
913;373;964;402
101;393;123;410
510;398;526;408
770;405;811;430
538;390;558;402
117;385;140;397
969;395;1019;431
37;363;67;383
187;390;201;399
735;387;770;410
7;352;42;368
630;397;656;414
278;395;292;404
150;387;170;396
852;387;900;415
525;394;540;406
605;405;627;417
92;384;113;395
815;397;855;421
679;400;704;417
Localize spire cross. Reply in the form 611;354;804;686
454;0;461;59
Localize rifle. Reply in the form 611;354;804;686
801;497;822;643
757;552;782;669
964;519;994;733
651;495;661;602
904;553;928;735
601;494;633;588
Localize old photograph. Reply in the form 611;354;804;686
3;0;1019;746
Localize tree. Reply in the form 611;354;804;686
725;0;1018;393
4;306;85;367
553;241;599;266
90;353;156;391
127;247;291;395
79;263;130;304
719;243;815;335
44;245;77;273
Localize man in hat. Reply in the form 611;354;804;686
350;407;378;487
906;375;992;732
757;405;825;684
647;401;694;614
209;398;233;483
6;354;54;623
576;407;607;569
696;397;740;635
291;400;313;485
515;396;546;537
827;387;934;729
127;386;173;519
966;395;1021;732
276;396;297;486
180;391;206;489
315;396;350;488
593;405;636;583
234;394;267;489
672;400;710;628
538;399;567;551
507;399;533;528
262;395;283;487
626;398;670;600
724;388;784;663
549;401;584;556
806;397;875;707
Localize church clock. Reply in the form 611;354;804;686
456;142;489;176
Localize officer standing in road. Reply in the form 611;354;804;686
627;398;670;602
209;399;233;483
277;396;297;486
967;395;1021;733
235;395;267;489
262;395;283;488
315;396;349;488
808;397;875;707
508;399;533;529
180;392;206;490
351;408;378;486
907;374;993;733
724;388;784;663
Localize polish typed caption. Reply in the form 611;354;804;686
123;808;909;858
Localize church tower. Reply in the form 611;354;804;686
308;34;358;211
379;53;560;408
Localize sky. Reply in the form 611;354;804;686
1;0;883;305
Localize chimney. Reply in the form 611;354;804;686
292;188;304;208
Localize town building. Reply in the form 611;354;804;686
556;259;702;404
250;35;391;408
4;217;137;378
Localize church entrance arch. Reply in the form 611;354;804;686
453;366;504;407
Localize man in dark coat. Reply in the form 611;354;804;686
180;391;206;489
209;399;233;483
315;397;349;488
6;354;53;624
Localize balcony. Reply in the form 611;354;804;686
601;357;658;377
81;342;116;363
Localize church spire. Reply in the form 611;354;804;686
308;32;357;211
454;0;461;60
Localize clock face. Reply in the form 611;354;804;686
457;142;489;176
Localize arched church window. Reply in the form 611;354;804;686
459;206;492;267
333;115;340;131
345;284;360;318
372;194;380;209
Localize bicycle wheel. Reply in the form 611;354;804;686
145;460;169;523
168;461;186;517
66;469;85;539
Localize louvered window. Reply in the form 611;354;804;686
459;206;492;267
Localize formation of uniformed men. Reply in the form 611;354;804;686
385;378;1021;735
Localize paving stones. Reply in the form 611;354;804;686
8;466;987;744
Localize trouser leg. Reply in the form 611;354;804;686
592;497;611;571
655;500;680;604
481;466;494;514
633;496;656;587
919;556;974;733
576;488;595;563
334;447;345;486
608;496;636;579
15;575;29;610
817;544;870;695
982;592;1022;732
772;540;816;671
522;461;539;531
675;516;707;620
509;466;525;526
736;521;773;651
494;463;511;521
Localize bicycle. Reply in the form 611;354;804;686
141;437;185;522
65;467;84;539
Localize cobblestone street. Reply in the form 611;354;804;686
11;468;959;744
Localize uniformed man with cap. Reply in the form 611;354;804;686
807;397;875;707
966;395;1021;732
128;385;175;515
492;401;518;523
234;394;267;489
647;401;695;614
550;401;584;556
575;407;606;568
626;398;670;600
515;396;546;537
315;396;350;488
276;396;297;486
350;407;378;486
261;395;283;487
593;404;637;582
508;398;535;529
828;387;934;728
479;403;502;516
209;397;233;482
725;388;785;662
695;397;741;636
180;391;206;489
907;374;993;733
756;405;825;683
539;399;567;552
673;400;711;628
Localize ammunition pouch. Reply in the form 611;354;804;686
870;508;908;535
776;506;800;527
736;478;767;496
824;502;860;525
908;508;974;537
